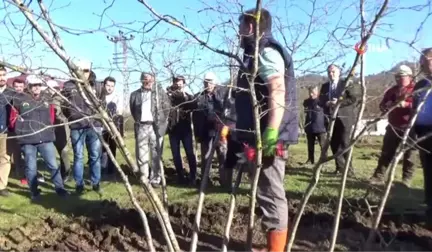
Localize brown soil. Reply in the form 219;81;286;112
1;200;432;252
0;201;432;252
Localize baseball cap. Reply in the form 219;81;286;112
204;72;218;84
396;65;413;76
46;80;59;89
26;75;43;85
76;59;92;70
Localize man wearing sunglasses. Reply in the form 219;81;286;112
62;59;104;195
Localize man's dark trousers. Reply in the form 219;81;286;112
101;131;117;175
306;133;326;164
416;126;432;211
169;127;197;182
373;126;415;181
330;118;353;172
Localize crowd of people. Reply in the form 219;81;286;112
0;7;431;252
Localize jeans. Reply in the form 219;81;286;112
22;142;64;196
169;129;197;181
71;128;102;187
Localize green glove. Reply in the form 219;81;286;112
262;127;279;156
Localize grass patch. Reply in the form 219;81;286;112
0;134;426;232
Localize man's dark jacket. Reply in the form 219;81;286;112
166;86;194;134
319;79;360;128
0;87;15;134
129;84;171;137
303;97;326;134
61;71;103;130
235;30;299;145
10;92;55;145
191;86;234;143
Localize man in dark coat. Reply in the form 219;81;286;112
61;59;103;194
166;75;197;184
303;85;327;165
413;47;432;229
10;75;68;200
192;72;228;185
319;64;360;175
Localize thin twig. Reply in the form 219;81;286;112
286;1;390;250
246;1;264;250
329;0;368;249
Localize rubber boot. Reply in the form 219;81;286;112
252;229;288;252
267;229;288;252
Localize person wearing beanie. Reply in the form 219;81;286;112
10;75;68;200
370;65;416;187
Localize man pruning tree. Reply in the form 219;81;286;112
235;8;298;252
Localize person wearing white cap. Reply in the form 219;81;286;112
191;71;229;186
9;74;68;200
370;64;416;187
0;65;14;197
61;59;104;194
44;79;71;183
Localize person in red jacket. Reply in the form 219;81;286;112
10;75;68;200
370;65;416;187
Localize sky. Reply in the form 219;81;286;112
0;0;431;98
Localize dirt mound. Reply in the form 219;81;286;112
1;200;432;251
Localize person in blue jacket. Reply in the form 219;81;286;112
413;47;432;229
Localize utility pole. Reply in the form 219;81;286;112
107;30;135;116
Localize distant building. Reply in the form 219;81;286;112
354;118;388;137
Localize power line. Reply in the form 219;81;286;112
107;30;135;116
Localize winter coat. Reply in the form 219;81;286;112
129;84;171;136
10;92;55;145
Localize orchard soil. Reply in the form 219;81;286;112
2;198;432;251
